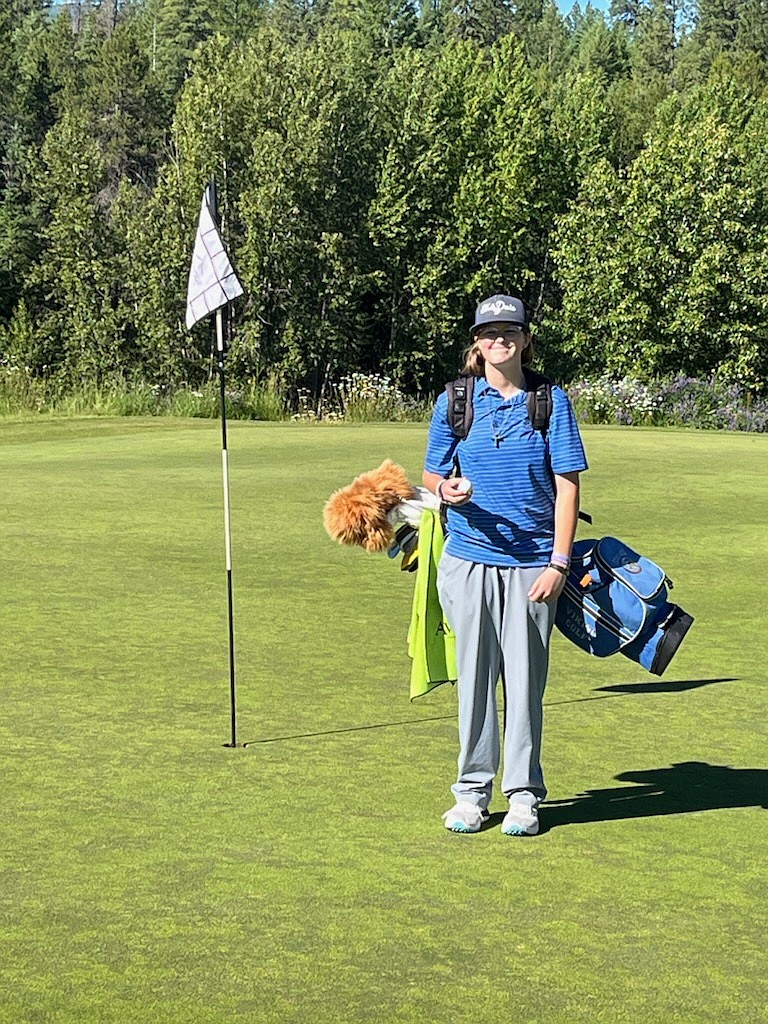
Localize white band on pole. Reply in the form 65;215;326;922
221;448;233;572
216;306;226;353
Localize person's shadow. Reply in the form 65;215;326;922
540;762;768;833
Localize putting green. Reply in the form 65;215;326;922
1;418;766;1023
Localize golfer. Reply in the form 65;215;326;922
423;294;588;836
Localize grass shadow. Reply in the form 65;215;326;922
542;761;768;832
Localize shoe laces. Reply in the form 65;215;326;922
444;801;485;824
507;802;537;821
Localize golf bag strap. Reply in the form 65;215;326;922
445;375;475;440
523;370;553;437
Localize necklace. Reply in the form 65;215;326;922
490;397;517;447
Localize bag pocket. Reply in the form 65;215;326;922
561;538;665;650
594;537;666;602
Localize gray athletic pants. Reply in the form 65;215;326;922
437;552;556;810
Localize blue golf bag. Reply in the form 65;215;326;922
555;536;694;676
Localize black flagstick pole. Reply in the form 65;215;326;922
217;307;239;748
209;180;241;749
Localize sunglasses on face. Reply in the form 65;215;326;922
476;326;526;342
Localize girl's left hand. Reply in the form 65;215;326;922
528;567;567;604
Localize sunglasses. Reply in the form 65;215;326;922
475;326;527;342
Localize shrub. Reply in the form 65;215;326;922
292;373;429;423
567;374;768;431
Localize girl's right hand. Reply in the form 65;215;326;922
438;477;473;505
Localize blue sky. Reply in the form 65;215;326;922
557;0;612;12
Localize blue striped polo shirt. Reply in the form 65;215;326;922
424;379;588;567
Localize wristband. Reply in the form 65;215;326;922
547;562;569;576
550;553;570;567
436;480;447;501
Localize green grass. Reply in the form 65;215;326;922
1;419;766;1024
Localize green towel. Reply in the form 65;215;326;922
407;509;457;700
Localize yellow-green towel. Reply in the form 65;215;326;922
407;509;457;700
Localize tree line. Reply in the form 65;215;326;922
1;0;768;402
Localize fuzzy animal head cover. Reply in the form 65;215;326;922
323;460;416;552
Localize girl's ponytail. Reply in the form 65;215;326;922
462;341;485;376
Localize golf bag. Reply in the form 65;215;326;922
555;536;694;676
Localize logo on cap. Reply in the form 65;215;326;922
480;299;518;316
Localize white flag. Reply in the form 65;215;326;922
185;184;244;330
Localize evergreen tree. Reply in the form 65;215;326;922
568;8;630;79
81;14;166;191
676;0;768;85
734;0;768;64
696;0;739;47
0;7;80;326
139;0;214;101
524;0;570;83
632;0;677;77
325;0;419;53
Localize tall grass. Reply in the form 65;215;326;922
4;367;765;431
0;369;432;423
0;371;290;421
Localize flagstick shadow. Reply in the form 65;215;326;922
540;762;768;833
242;695;623;745
240;678;739;746
242;714;457;745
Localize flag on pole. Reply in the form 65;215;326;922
185;180;245;748
185;183;243;330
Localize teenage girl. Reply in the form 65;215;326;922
422;294;588;836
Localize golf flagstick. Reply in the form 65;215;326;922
215;306;239;748
185;179;245;748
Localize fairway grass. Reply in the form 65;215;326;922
1;418;766;1024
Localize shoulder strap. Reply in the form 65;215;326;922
445;375;475;439
447;372;552;437
446;372;556;439
523;369;553;437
